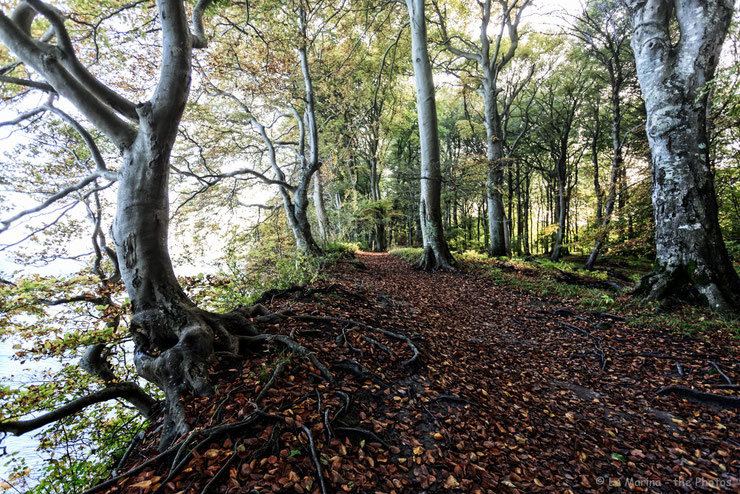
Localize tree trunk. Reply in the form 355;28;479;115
313;169;329;243
630;0;740;312
406;0;454;270
483;77;509;257
550;164;567;261
586;77;623;269
289;184;322;256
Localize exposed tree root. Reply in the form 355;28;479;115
301;425;328;494
634;267;740;315
289;314;420;366
656;386;740;410
414;245;455;272
554;268;622;291
151;411;284;494
253;360;288;405
240;333;334;383
334;426;390;448
709;361;733;385
200;442;239;494
94;279;431;492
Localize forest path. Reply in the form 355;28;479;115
327;251;739;491
106;252;738;493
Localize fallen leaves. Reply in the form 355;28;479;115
101;253;739;493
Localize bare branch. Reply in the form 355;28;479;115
0;104;46;127
0;383;157;436
0;171;115;234
0;74;55;92
192;0;214;48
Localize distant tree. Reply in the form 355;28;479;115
435;0;532;257
571;0;636;270
628;0;740;312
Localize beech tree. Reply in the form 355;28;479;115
435;0;532;257
571;0;636;270
405;0;454;270
628;0;740;312
0;0;327;448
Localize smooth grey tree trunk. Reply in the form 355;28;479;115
313;170;329;243
0;0;269;448
550;162;567;261
406;0;453;270
630;0;740;312
484;75;509;257
435;0;530;257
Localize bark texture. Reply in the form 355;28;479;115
629;0;740;312
406;0;454;270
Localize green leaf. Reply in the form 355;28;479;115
611;452;626;462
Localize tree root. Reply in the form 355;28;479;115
253;360;288;406
432;394;481;408
709;361;733;385
111;431;145;477
334;426;390;448
290;314;420;366
554;269;621;291
240;334;334;383
200;441;240;494
359;335;394;356
301;425;328;494
332;359;389;388
560;323;607;371
151;411;284;494
656;386;740;410
414;246;455;272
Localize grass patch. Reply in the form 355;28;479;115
389;247;424;263
325;242;360;255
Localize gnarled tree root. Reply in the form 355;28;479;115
414;245;455;272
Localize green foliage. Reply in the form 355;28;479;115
0;272;149;492
324;242;360;256
205;244;326;310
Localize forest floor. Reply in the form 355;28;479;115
99;252;739;494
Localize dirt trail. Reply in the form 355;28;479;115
104;252;738;493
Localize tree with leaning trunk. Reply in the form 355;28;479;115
628;0;740;312
405;0;454;270
0;0;325;448
572;0;635;271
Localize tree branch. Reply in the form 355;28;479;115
0;383;157;436
25;0;139;120
191;0;214;48
0;74;55;92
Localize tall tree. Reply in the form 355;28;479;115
435;0;532;256
629;0;740;312
0;0;313;448
405;0;454;269
572;0;635;270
